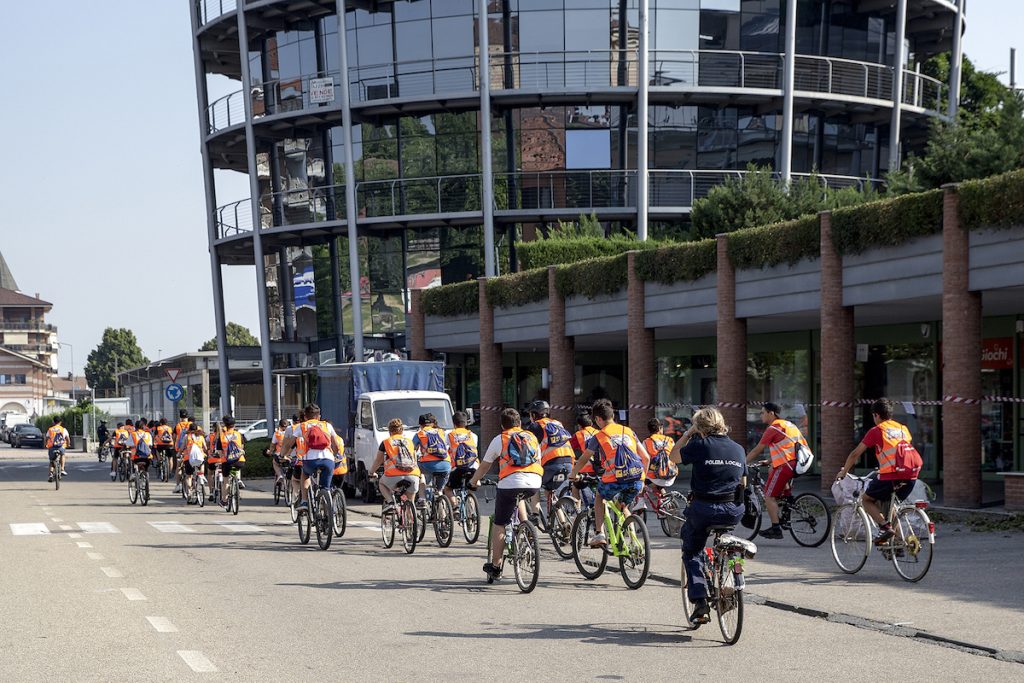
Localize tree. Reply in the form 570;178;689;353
85;328;149;394
200;322;260;351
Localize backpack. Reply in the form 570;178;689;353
52;429;65;448
392;438;416;472
159;429;173;444
423;429;448;459
176;429;189;452
741;485;761;529
118;431;132;448
305;422;331;451
650;439;677;480
452;434;478;467
225;437;244;463
793;442;815;477
135;435;152;458
506;430;540;468
893;441;923;478
609;433;644;483
542;421;571;449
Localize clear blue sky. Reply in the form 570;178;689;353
0;0;1020;376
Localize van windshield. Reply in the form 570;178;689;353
372;398;453;431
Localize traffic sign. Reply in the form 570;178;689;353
165;368;181;383
165;383;184;402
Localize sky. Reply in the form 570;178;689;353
0;0;1021;377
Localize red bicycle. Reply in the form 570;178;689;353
631;483;687;537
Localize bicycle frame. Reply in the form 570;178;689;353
601;499;640;558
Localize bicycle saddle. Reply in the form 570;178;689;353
708;525;736;533
717;535;758;559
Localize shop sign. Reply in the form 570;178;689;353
981;338;1013;370
309;78;335;104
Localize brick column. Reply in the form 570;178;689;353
819;211;855;490
408;289;429;361
478;277;502;445
548;266;575;429
627;251;656;431
715;234;747;446
941;185;982;507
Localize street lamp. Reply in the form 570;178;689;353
57;341;74;401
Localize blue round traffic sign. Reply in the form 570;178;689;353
165;383;184;402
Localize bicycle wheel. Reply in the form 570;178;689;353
535;505;548;533
891;507;934;582
54;467;60;491
619;515;651;590
315;491;333;551
679;559;700;630
332;489;347;538
788;493;831;548
415;501;427;544
715;560;744;645
297;510;311;545
197;480;206;508
230;479;240;516
273;479;282;505
744;490;764;541
830;504;871;574
433;496;454;548
659;492;686;538
118;460;127;483
381;507;396;548
140;474;150;506
401;500;418;555
549;497;578;560
571;510;608;580
512;521;540;594
128;474;138;505
461;492;480;545
289;492;299;523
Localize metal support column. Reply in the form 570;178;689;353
189;0;231;416
636;0;650;240
478;0;496;276
889;0;909;171
780;0;798;185
948;0;966;119
237;9;276;428
335;1;365;360
329;237;344;362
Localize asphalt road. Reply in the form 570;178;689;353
2;443;1021;681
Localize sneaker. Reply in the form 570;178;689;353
483;562;502;579
381;501;395;514
47;475;53;483
759;526;783;540
588;532;608;548
874;526;895;545
208;495;215;502
453;508;462;522
110;471;116;481
296;501;309;510
239;481;246;490
61;470;68;476
173;484;182;494
690;599;711;625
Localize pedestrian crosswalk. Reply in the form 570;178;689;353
8;521;121;535
9;517;380;536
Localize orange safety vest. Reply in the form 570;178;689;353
382;436;420;477
184;433;206;461
45;426;68;449
766;419;806;469
497;429;543;480
534;417;574;465
132;430;153;458
574;426;598;474
155;424;173;446
874;419;915;479
272;429;285;456
220;429;245;462
296;420;332;460
332;433;347;475
416;427;448;462
592;424;645;484
447;427;478;467
643;435;676;478
207;433;224;463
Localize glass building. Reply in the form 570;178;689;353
190;0;964;418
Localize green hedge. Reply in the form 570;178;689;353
634;239;718;285
960;169;1024;231
831;189;944;256
243;437;274;477
555;253;630;299
516;236;661;270
486;268;550;309
421;280;479;317
728;215;821;270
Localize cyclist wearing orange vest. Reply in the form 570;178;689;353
330;431;348;488
443;411;479;513
368;417;421;505
643;418;677;490
745;402;808;539
267;419;289;483
45;417;70;482
217;416;246;509
469;408;542;581
525;400;574;523
182;423;207;499
110;421;129;481
837;398;923;546
131;418;155;477
415;413;450;504
172;410;191;494
278;404;340;510
570;413;599;502
205;422;224;503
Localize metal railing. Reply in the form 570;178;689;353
648;169;877;208
207;90;246;133
0;322;56;332
350;56;480;104
357;174;482;218
195;0;237;27
902;70;945;111
262;183;347;227
491;50;638;91
215;199;254;239
494;170;638;211
253;70;343;117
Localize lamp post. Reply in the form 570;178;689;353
57;342;74;401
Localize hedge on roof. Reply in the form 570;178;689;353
830;188;944;256
634;239;718;284
421;280;479;317
727;215;821;270
516;236;662;270
959;168;1024;232
555;253;630;299
486;268;550;309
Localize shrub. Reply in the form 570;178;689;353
486;268;550;309
831;189;944;255
728;215;821;270
959;168;1024;231
555;253;630;299
634;239;718;284
516;236;661;270
421;280;479;317
243;437;274;477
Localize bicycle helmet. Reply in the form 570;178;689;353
527;400;551;417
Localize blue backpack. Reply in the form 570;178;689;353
507;430;540;467
452;434;478;467
423;429;448;459
225;436;244;464
135;435;152;458
607;430;644;483
542;420;572;449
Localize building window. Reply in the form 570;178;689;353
566;129;611;169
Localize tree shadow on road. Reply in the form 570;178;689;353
405;622;714;648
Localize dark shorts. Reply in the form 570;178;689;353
541;464;571;492
447;466;475;490
222;461;244;477
48;448;65;462
865;477;915;502
132;458;150;471
183;461;203;476
291;462;303;480
156;445;175;456
494;487;540;527
596;480;644;507
331;473;345;489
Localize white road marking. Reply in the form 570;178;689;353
101;567;124;578
120;588;146;601
10;523;49;536
146;616;178;633
148;521;196;534
59;525;72;531
86;552;105;561
177;651;217;673
76;541;93;548
51;517;63;522
349;521;378;528
68;532;81;538
77;522;120;534
217;522;263;533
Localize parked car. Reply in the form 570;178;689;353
239;419;268;440
12;424;44;449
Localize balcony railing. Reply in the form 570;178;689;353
649;169;876;208
195;0;237;27
902;70;945;111
207;90;246;133
490;50;638;91
357;175;482;219
215;199;253;239
3;343;57;354
0;322;56;332
262;183;347;228
253;70;343;117
495;170;638;211
350;56;479;104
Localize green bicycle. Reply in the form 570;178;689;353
571;482;651;589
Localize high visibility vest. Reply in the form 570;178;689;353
416;427;449;462
332;434;347;475
156;424;173;445
574;426;598;473
497;429;543;480
767;419;807;469
534;417;574;465
133;430;153;458
643;435;676;479
447;427;478;467
45;426;68;449
382;436;420;477
593;425;644;484
875;419;913;477
207;433;224;463
296;420;332;459
220;429;245;462
272;429;285;456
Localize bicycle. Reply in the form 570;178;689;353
186;464;207;507
744;462;831;547
679;523;757;645
223;464;242;516
211;467;224;506
298;464;334;550
547;476;596;560
571;479;651;589
49;449;63;491
379;478;418;554
630;483;687;538
117;452;130;483
98;441;111;463
273;459;292;505
153;451;167;483
416;475;454;547
451;482;480;544
128;463;150;506
480;482;540;593
830;472;935;582
331;486;347;538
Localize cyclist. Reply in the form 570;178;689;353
172;410;191;493
154;417;175;482
206;422;224;502
570;399;647;547
525;400;574;525
570;412;599;504
469;408;542;581
111;420;135;481
443;410;479;518
278;404;340;510
835;398;923;545
369;418;421;508
96;420;109;457
131;418;154;480
669;407;746;625
45;416;70;482
744;402;809;540
268;419;289;483
415;413;450;510
642;417;678;493
182;423;207;502
331;430;347;490
217;416;246;509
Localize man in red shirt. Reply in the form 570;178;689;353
745;402;808;539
